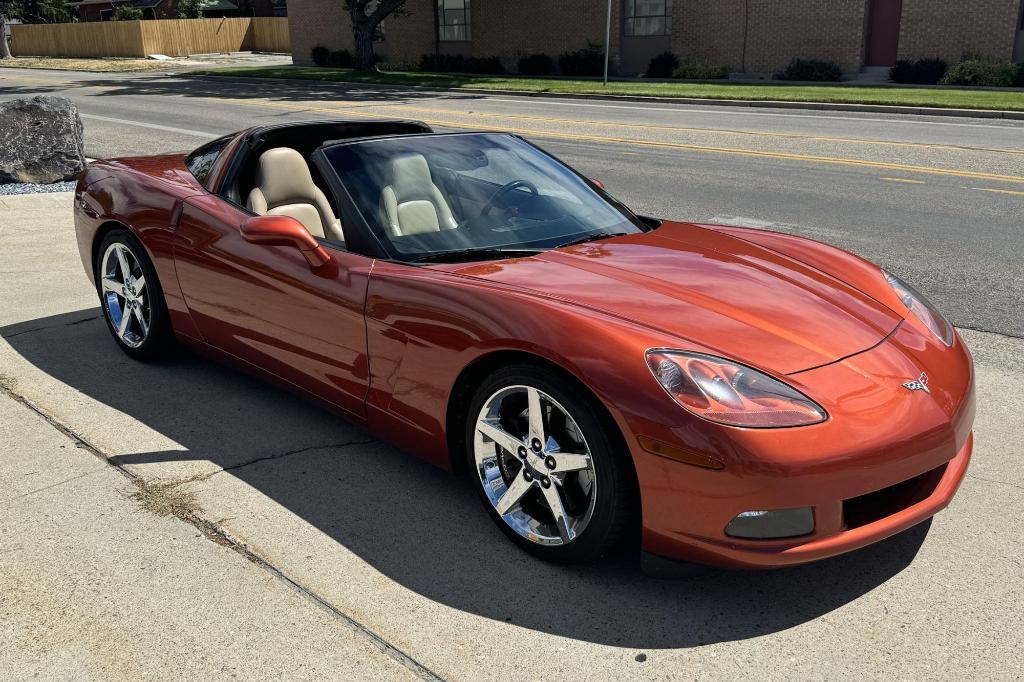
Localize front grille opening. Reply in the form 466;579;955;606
843;463;947;530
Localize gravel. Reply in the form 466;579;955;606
0;181;77;196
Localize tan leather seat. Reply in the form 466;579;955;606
380;153;458;237
247;147;344;242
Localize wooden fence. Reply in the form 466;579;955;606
11;17;289;58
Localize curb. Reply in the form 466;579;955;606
190;74;1024;121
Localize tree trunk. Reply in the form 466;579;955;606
1;16;13;59
352;23;375;71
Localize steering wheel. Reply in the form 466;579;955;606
481;180;539;216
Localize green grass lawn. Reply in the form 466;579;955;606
191;65;1024;112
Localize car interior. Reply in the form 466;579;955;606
247;147;345;242
220;121;433;249
380;152;460;237
212;122;652;262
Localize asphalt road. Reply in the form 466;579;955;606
2;67;1023;680
2;67;1023;339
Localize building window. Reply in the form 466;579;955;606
623;0;671;37
437;0;470;42
100;8;113;20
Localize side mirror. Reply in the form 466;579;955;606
240;215;332;269
590;178;606;189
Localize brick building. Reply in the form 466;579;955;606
288;0;1024;76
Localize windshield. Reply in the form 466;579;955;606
321;133;644;262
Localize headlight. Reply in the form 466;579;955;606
645;350;827;428
883;271;954;347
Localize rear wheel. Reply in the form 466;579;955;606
465;364;636;563
96;230;173;361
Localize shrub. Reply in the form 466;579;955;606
645;51;679;78
463;56;505;74
518;53;554;76
420;53;464;72
419;54;504;74
889;58;947;85
672;59;729;80
775;58;842;82
311;45;330;67
112;4;144;20
327;49;353;68
940;57;1018;87
558;41;605;77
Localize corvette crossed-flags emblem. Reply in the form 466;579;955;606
902;372;931;393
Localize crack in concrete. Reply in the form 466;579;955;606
0;384;444;682
967;473;1024;492
1;313;103;339
2;326;47;339
10;469;108;503
954;324;1024;342
208;439;379;479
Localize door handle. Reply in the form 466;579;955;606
78;199;99;218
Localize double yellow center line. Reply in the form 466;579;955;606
207;95;1024;186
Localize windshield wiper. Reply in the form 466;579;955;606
407;247;544;264
556;232;629;249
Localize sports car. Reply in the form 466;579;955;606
73;119;975;569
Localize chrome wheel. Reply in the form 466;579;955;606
100;242;150;349
473;385;597;546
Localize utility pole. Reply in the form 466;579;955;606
603;0;612;85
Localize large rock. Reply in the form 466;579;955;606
0;96;86;184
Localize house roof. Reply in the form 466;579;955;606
200;0;238;10
66;0;163;6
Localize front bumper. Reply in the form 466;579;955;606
629;323;976;569
645;433;971;569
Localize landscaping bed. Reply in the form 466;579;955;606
192;65;1024;112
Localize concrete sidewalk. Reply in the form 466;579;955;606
0;391;415;680
1;192;1022;680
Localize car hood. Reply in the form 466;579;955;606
448;221;902;375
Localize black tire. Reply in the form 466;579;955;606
465;364;638;563
95;229;174;361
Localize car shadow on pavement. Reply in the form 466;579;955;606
2;309;931;650
0;72;489;106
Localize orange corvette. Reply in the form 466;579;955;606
74;120;974;569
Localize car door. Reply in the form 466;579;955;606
172;191;371;419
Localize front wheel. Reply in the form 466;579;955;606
465;365;637;563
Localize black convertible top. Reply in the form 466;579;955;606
242;119;433;147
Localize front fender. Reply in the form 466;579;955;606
362;260;698;470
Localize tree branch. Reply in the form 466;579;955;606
367;0;406;26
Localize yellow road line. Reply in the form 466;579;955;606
206;96;1024;186
334;100;1024;157
971;187;1024;196
881;177;926;184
